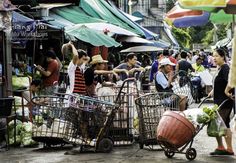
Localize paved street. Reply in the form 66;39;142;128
1;102;236;163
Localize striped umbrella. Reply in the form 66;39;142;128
178;0;236;24
178;0;226;12
165;5;209;27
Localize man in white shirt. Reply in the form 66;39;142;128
64;43;88;94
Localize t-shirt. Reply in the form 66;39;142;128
115;63;140;81
192;63;205;72
213;64;230;105
67;62;86;94
155;71;172;92
84;67;104;97
43;59;59;87
178;59;194;76
149;60;158;82
84;67;103;86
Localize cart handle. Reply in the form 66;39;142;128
197;96;211;108
198;96;232;110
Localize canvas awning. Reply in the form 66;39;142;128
163;22;179;47
48;8;121;47
51;6;106;24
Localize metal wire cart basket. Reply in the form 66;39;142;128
31;95;73;147
135;92;180;149
97;80;138;146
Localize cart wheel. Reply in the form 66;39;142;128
139;143;144;149
186;148;197;161
164;149;175;158
98;138;113;153
80;145;84;152
44;143;51;148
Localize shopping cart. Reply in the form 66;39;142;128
64;78;135;152
156;97;229;160
172;71;194;105
31;95;72;147
135;92;181;149
97;79;138;146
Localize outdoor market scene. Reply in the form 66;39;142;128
0;0;236;162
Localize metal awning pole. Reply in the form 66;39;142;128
232;14;235;39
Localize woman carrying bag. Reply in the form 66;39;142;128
208;48;234;155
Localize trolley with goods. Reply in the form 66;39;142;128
172;71;195;105
156;98;227;160
64;78;135;152
31;95;72;147
97;78;138;145
135;92;181;149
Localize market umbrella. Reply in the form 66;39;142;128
65;22;138;36
179;0;236;23
120;46;163;53
178;0;226;12
165;4;210;27
210;9;235;24
65;25;121;47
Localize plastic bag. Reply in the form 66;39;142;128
207;111;227;137
231;114;236;132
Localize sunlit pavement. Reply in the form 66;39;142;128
1;102;236;163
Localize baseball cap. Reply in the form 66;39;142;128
159;58;175;66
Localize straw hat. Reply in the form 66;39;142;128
90;55;108;65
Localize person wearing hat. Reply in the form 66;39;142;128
84;54;118;97
155;58;187;111
155;58;175;92
35;50;59;95
66;42;88;95
114;53;144;81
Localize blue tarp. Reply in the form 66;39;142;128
12;11;60;45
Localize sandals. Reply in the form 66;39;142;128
210;149;234;155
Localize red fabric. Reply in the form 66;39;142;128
43;59;59;87
169;56;177;64
91;47;100;56
101;46;108;60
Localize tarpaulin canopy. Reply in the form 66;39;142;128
66;25;121;47
120;46;163;53
117;36;152;43
146;39;171;49
51;6;106;24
